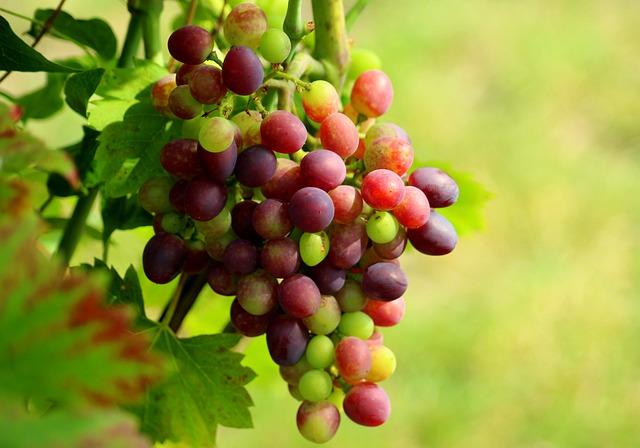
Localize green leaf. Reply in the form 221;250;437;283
64;68;105;117
101;195;152;242
15;73;67;120
0;16;78;73
43;217;103;240
135;327;255;447
96;61;168;101
29;9;118;60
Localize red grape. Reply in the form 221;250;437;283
237;270;278;316
407;210;457;255
343;382;390;426
279;274;321;318
230;298;271;337
168;85;202;120
362;262;407;301
319;113;359;158
160;138;201;179
168;25;213;64
184;176;226;221
364;136;414;176
373;227;407;259
223;239;258;275
207;262;238;296
300;149;346;191
222;46;264;95
301;80;340;123
175;63;201;85
288;187;335;233
361;169;405;210
261;158;303;201
350;70;393;118
183;240;210;274
267;315;309;366
231;200;260;241
335;337;371;382
169;179;188;214
296;401;340;444
261;238;300;278
392;186;430;228
328;220;369;269
198;141;237;183
252;199;292;240
408;167;459;208
234;145;277;187
142;233;186;284
260;110;307;154
189;65;227;104
363;297;405;327
328;185;363;224
308;260;346;295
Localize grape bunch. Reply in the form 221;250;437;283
141;3;459;444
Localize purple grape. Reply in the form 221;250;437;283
308;259;346;295
207;262;238;296
222;46;264;95
407;210;458;255
176;63;201;85
168;25;213;64
328;220;369;269
184;176;227;221
223;239;258;275
300;149;346;191
373;226;407;259
189;65;227;104
230;298;271;337
198;141;237;183
362;262;408;301
160;139;202;179
142;233;186;284
231;200;260;241
169;179;188;214
183;240;210;274
252;198;292;240
234;145;277;187
289;187;335;233
267;315;309;366
261;238;300;278
408;167;459;208
237;270;278;316
279;274;321;318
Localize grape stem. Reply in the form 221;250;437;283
345;0;371;31
311;0;350;88
273;71;311;90
207;50;224;67
210;0;228;40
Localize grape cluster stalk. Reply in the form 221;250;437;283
142;3;460;443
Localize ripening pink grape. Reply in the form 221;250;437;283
351;70;394;118
301;80;341;123
335;337;371;382
261;158;303;201
353;138;366;160
168;85;202;120
223;3;268;49
175;63;201;85
151;74;177;116
328;185;363;224
364;122;410;148
189;65;227;104
319;113;359;158
343;382;391;426
168;25;213;64
300;149;346;191
296;401;340;444
359;247;400;270
232;110;262;149
363;297;406;327
392;186;430;228
361;169;405;210
260;110;308;154
343;102;359;123
364;136;414;176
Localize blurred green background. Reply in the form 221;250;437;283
4;0;640;446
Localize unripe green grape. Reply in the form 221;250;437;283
194;207;231;239
139;176;174;214
327;386;345;411
303;295;341;335
348;48;382;80
336;279;367;312
160;212;187;234
366;211;400;244
299;231;330;266
338;311;374;340
306;335;335;369
168;85;203;120
199;117;236;152
182;116;207;139
298;369;333;402
259;28;291;63
289;383;304;401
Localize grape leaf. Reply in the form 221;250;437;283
15;73;67;120
0;16;78;73
135;327;255;447
29;9;118;60
101;195;153;243
65;68;106;117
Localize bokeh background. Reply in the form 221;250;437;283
4;0;640;446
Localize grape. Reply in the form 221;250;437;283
151;74;177;116
195;207;231;239
279;274;321;318
184;176;226;221
305;335;334;369
158;212;187;235
328;220;368;269
259;28;291;63
362;262;408;301
406;210;457;255
169;179;188;214
199;117;236;153
336;279;367;312
408;167;460;208
289;384;304;401
168;25;213;64
176;63;201;85
298;370;333;402
335;336;371;382
160;138;201;179
280;357;312;385
204;231;235;261
261;158;303;200
266;315;308;366
296;401;340;444
231;200;260;241
223;3;268;48
289;187;335;233
319;113;359;158
142;233;186;284
327;387;345;410
252;199;292;240
152;214;164;234
366;345;396;382
207;262;238;296
235;145;277;187
189;65;227;104
350;70;393;118
223;239;258;275
343;382;390;426
222;46;264;95
299;231;330;267
368;331;384;347
230;298;271;337
301;80;340;123
364;136;414;176
364;123;410;148
260;110;307;154
302;295;341;335
366;211;400;244
138;176;174;214
181;115;207;139
237;270;278;316
363;297;406;327
348;48;382;80
373;226;407;259
360;247;399;270
392;186;430;229
308;260;346;295
232;110;262;148
328;185;363;224
361;169;405;210
168;85;203;120
261;238;300;278
353;137;366;160
198;141;238;183
183;240;210;274
300;149;346;191
338;311;374;340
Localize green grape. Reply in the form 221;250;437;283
327;386;345;410
138;176;174;214
306;335;335;369
299;231;330;266
288;383;304;401
338;311;374;340
366;345;396;382
335;279;368;312
303;295;341;335
366;211;400;244
198;116;236;152
298;369;333;402
195;207;231;239
259;28;292;63
161;212;187;234
348;48;382;80
182;116;207;139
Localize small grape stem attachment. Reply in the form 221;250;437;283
273;71;311;91
311;0;350;89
